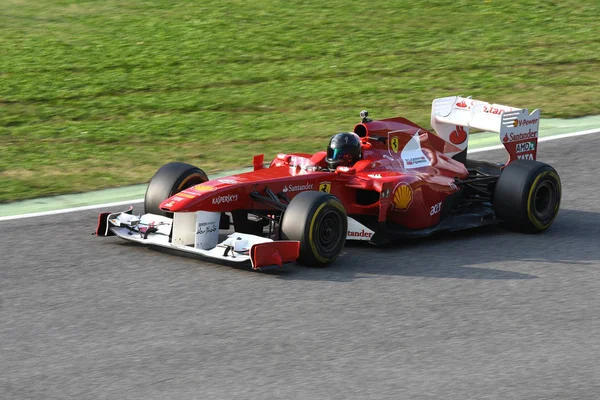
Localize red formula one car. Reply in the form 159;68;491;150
97;96;561;270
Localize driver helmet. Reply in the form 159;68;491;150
326;132;362;169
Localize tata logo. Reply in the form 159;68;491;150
517;153;534;160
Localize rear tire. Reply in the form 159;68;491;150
281;191;347;266
144;162;208;217
493;160;561;233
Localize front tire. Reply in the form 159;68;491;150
281;191;347;266
144;162;208;217
493;160;561;233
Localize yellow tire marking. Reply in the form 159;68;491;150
177;173;206;191
526;170;561;230
308;199;345;264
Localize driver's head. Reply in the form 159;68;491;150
326;132;362;169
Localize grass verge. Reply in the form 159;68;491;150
1;0;599;202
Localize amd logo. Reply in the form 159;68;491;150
516;141;536;154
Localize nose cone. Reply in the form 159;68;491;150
158;192;198;212
159;181;244;213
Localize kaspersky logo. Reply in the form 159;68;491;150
212;194;238;205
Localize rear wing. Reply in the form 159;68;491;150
431;96;540;163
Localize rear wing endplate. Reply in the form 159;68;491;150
431;96;540;162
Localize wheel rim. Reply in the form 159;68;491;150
533;179;558;223
314;208;344;256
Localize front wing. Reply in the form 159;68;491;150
96;210;300;271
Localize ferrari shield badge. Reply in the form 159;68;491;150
319;181;331;193
392;182;413;211
390;136;399;153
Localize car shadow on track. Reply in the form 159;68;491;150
110;208;597;281
278;208;599;282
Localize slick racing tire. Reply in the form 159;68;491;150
493;160;561;233
144;162;208;217
281;191;347;266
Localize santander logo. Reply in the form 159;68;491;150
503;129;538;143
449;125;467;145
282;182;313;193
347;229;372;238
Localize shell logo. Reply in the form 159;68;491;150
513;119;518;127
193;184;215;192
392;182;413;211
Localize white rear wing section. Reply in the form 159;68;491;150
431;96;541;162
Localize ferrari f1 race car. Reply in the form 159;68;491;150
97;96;561;270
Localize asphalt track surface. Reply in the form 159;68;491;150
1;135;600;400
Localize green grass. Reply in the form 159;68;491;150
1;0;599;202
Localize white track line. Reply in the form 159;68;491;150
1;127;599;222
0;199;143;222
